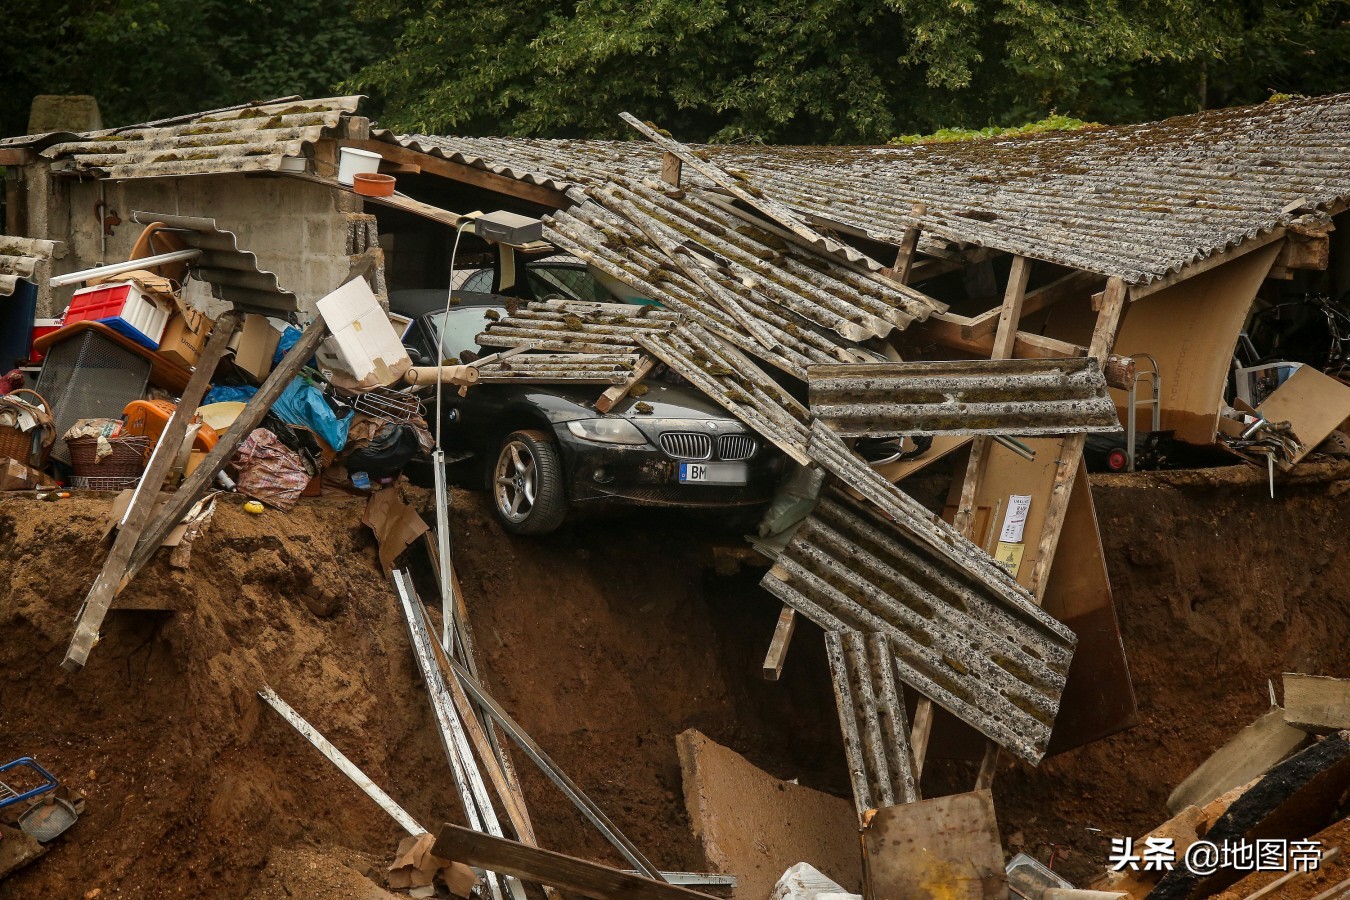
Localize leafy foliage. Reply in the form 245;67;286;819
0;0;395;137
890;115;1099;145
348;0;1350;143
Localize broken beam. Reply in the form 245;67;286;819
761;605;797;682
913;312;1085;361
432;825;716;900
340;139;569;210
61;311;241;672
962;269;1106;341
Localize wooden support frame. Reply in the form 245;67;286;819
339;139;569;210
913;312;1085;360
883;203;927;284
961;269;1106;341
61;311;241;672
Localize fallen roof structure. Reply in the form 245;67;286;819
0;235;56;297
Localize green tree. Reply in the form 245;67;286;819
0;0;396;138
349;0;1350;143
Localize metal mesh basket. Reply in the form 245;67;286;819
70;474;141;491
34;330;151;465
350;386;424;424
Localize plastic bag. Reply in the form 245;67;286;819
204;385;258;405
271;376;351;451
344;422;420;479
232;428;310;511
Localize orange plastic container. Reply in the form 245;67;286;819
122;399;219;452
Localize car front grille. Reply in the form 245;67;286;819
659;432;713;460
718;434;757;461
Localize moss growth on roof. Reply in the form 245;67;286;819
890;114;1099;145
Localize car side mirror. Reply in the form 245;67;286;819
404;345;432;367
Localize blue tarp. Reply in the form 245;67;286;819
271;376;351;451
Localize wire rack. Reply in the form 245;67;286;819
70;475;141;491
350;386;424;424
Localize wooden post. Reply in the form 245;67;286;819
660;152;682;189
61;311;241;672
761;605;797;681
1025;276;1128;599
886;203;927;284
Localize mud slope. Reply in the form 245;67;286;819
992;462;1350;883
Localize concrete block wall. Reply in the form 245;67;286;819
29;169;358;319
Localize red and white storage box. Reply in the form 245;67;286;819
64;281;171;350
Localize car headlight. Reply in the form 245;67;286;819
567;418;649;445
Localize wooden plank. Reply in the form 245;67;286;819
60;311;241;672
595;355;656;413
660;152;682;188
1284;674;1350;733
1129;228;1286;300
0;149;36;166
962;269;1106;341
1026;276;1128;600
862;790;1007;900
761;605;797;682
432;825;717;900
340;139;569;209
883;203;926;284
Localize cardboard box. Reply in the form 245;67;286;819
159;307;213;369
316;278;411;390
229;314;281;383
0;457;55;491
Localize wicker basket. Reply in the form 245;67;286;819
67;435;150;479
0;389;56;468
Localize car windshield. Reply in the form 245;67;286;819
427;305;507;361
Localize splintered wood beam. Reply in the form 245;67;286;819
595;356;656;413
961;269;1106;341
432;825;717;900
61;311;241;673
761;605;797;682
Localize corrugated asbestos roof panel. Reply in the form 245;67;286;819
808;357;1120;437
763;492;1075;764
635;320;813;465
709;93;1350;284
39;96;360;180
383;93;1350;284
473;352;642;384
825;628;919;814
478;299;679;354
0;235;56;297
130;211;297;314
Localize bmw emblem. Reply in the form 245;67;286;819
707;421;718;430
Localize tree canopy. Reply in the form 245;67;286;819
349;0;1350;143
2;0;1347;144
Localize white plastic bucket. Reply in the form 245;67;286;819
337;147;382;185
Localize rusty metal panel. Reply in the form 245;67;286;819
474;352;641;384
862;791;1008;900
809;357;1120;437
39;96;359;180
129;212;298;315
0;235;56;296
825;629;919;816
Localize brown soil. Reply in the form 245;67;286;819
2;461;1348;897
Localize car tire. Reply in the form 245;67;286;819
491;429;569;535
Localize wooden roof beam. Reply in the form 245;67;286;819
340;138;570;210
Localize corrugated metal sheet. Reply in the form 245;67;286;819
0;235;56;297
478;299;679;353
635;320;813;465
129;211;297;315
825;628;919;815
808;357;1119;437
380;93;1350;284
39;96;360;180
763;493;1075;764
473;352;641;384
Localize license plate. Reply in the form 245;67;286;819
678;462;748;485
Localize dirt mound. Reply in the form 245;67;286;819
2;462;1348;896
